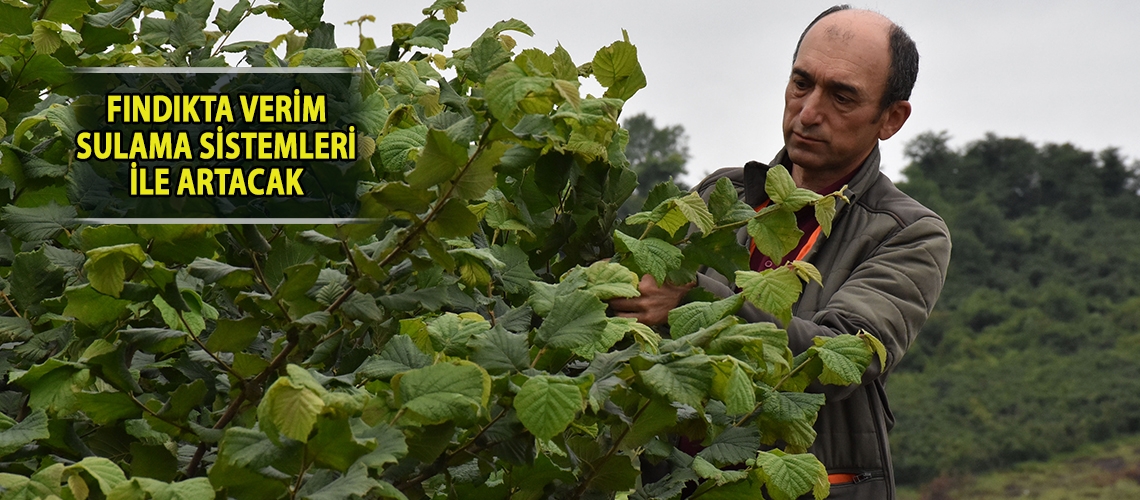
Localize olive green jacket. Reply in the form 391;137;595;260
693;146;951;499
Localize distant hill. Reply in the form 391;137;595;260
888;132;1140;484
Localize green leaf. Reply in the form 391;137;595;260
581;260;640;300
306;418;374;472
592;32;646;101
119;328;188;354
781;188;822;213
698;426;761;467
711;360;755;415
377;126;427;172
463;32;511;83
32;21;62;55
84;244;148;298
392;361;490;425
214;0;250;32
747;208;802;265
76;392;140;425
427;198;479;238
613;232;682;285
757;390;824;452
277;0;323;31
638;354;713;409
533;289;608;350
736;268;801;325
130;477;216;500
683;230;750;287
790;261;822;285
469;325;530;374
764;165;797;205
454;141;510;199
751;450;829;500
406;128;468;189
708;177;754;224
187;257;256;288
514;375;584;441
64;457;127;496
674;192;716;234
43;0;90;24
668;295;744;338
0;410;50;457
13;358;90;414
258;368;326;443
814;195;837;237
570;317;632;361
65;284;131;326
489;244;540;294
427;312;490;356
811;335;873;386
355;335;431;381
0;316;34;343
860;331;888;371
490;18;534;36
205;317;262;353
485;62;555;124
354;422;408;469
305;463;390;500
2;202;77;241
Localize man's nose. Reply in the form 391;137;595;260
799;89;824;126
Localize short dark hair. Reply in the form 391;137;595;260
792;5;919;110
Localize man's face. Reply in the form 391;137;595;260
782;13;895;175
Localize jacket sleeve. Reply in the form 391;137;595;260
696;215;951;401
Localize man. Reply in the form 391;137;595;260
611;6;951;499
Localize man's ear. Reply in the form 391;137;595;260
877;100;912;140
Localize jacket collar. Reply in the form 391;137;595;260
742;144;883;211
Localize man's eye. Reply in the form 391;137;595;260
792;79;809;91
835;94;851;104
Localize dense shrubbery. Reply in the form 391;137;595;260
0;1;881;498
891;132;1140;484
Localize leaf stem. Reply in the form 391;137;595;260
569;399;651;499
0;291;23;319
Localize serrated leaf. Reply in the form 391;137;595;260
187;257;256;288
258;370;325;443
277;0;323;31
355;335;432;381
65;284;131;326
205;317;262;353
455;141;509;199
64;457;127;496
0;316;34;343
13;358;89;414
638;354;713;409
470;325;529;374
485;62;555;125
427;198;479;238
747;208;802;265
571;317;631;361
426;312;489;356
76;392;140;426
757;390;824;452
214;0;249;32
84;244;148;298
377;126;427;172
581;260;640;300
32;21;62;55
764;165;796;205
751;450;829;500
0;410;50;457
305;463;389;500
592;34;646;101
515;375;584;441
708;177;754;225
668;295;744;338
489;244;540;294
2;202;77;241
674;192;716;234
814;195;837;237
407;128;468;189
790;261;822;285
43;0;89;23
613;232;682;285
533;289;607;350
698;426;761;467
860;331;888;371
712;360;755;415
736;268;801;325
683;230;751;286
812;335;873;386
392;361;489;425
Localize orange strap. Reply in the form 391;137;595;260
827;473;858;485
748;200;822;263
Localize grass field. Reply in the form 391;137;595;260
897;434;1140;499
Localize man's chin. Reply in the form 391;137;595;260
785;145;828;170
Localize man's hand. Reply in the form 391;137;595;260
609;274;695;326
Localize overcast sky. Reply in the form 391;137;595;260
232;1;1140;186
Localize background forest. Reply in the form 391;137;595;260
888;132;1140;486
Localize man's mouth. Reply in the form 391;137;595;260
792;131;824;144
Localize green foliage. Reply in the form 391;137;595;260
891;132;1140;485
0;2;879;498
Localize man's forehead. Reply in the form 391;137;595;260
795;10;892;89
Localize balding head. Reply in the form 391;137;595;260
794;6;918;110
